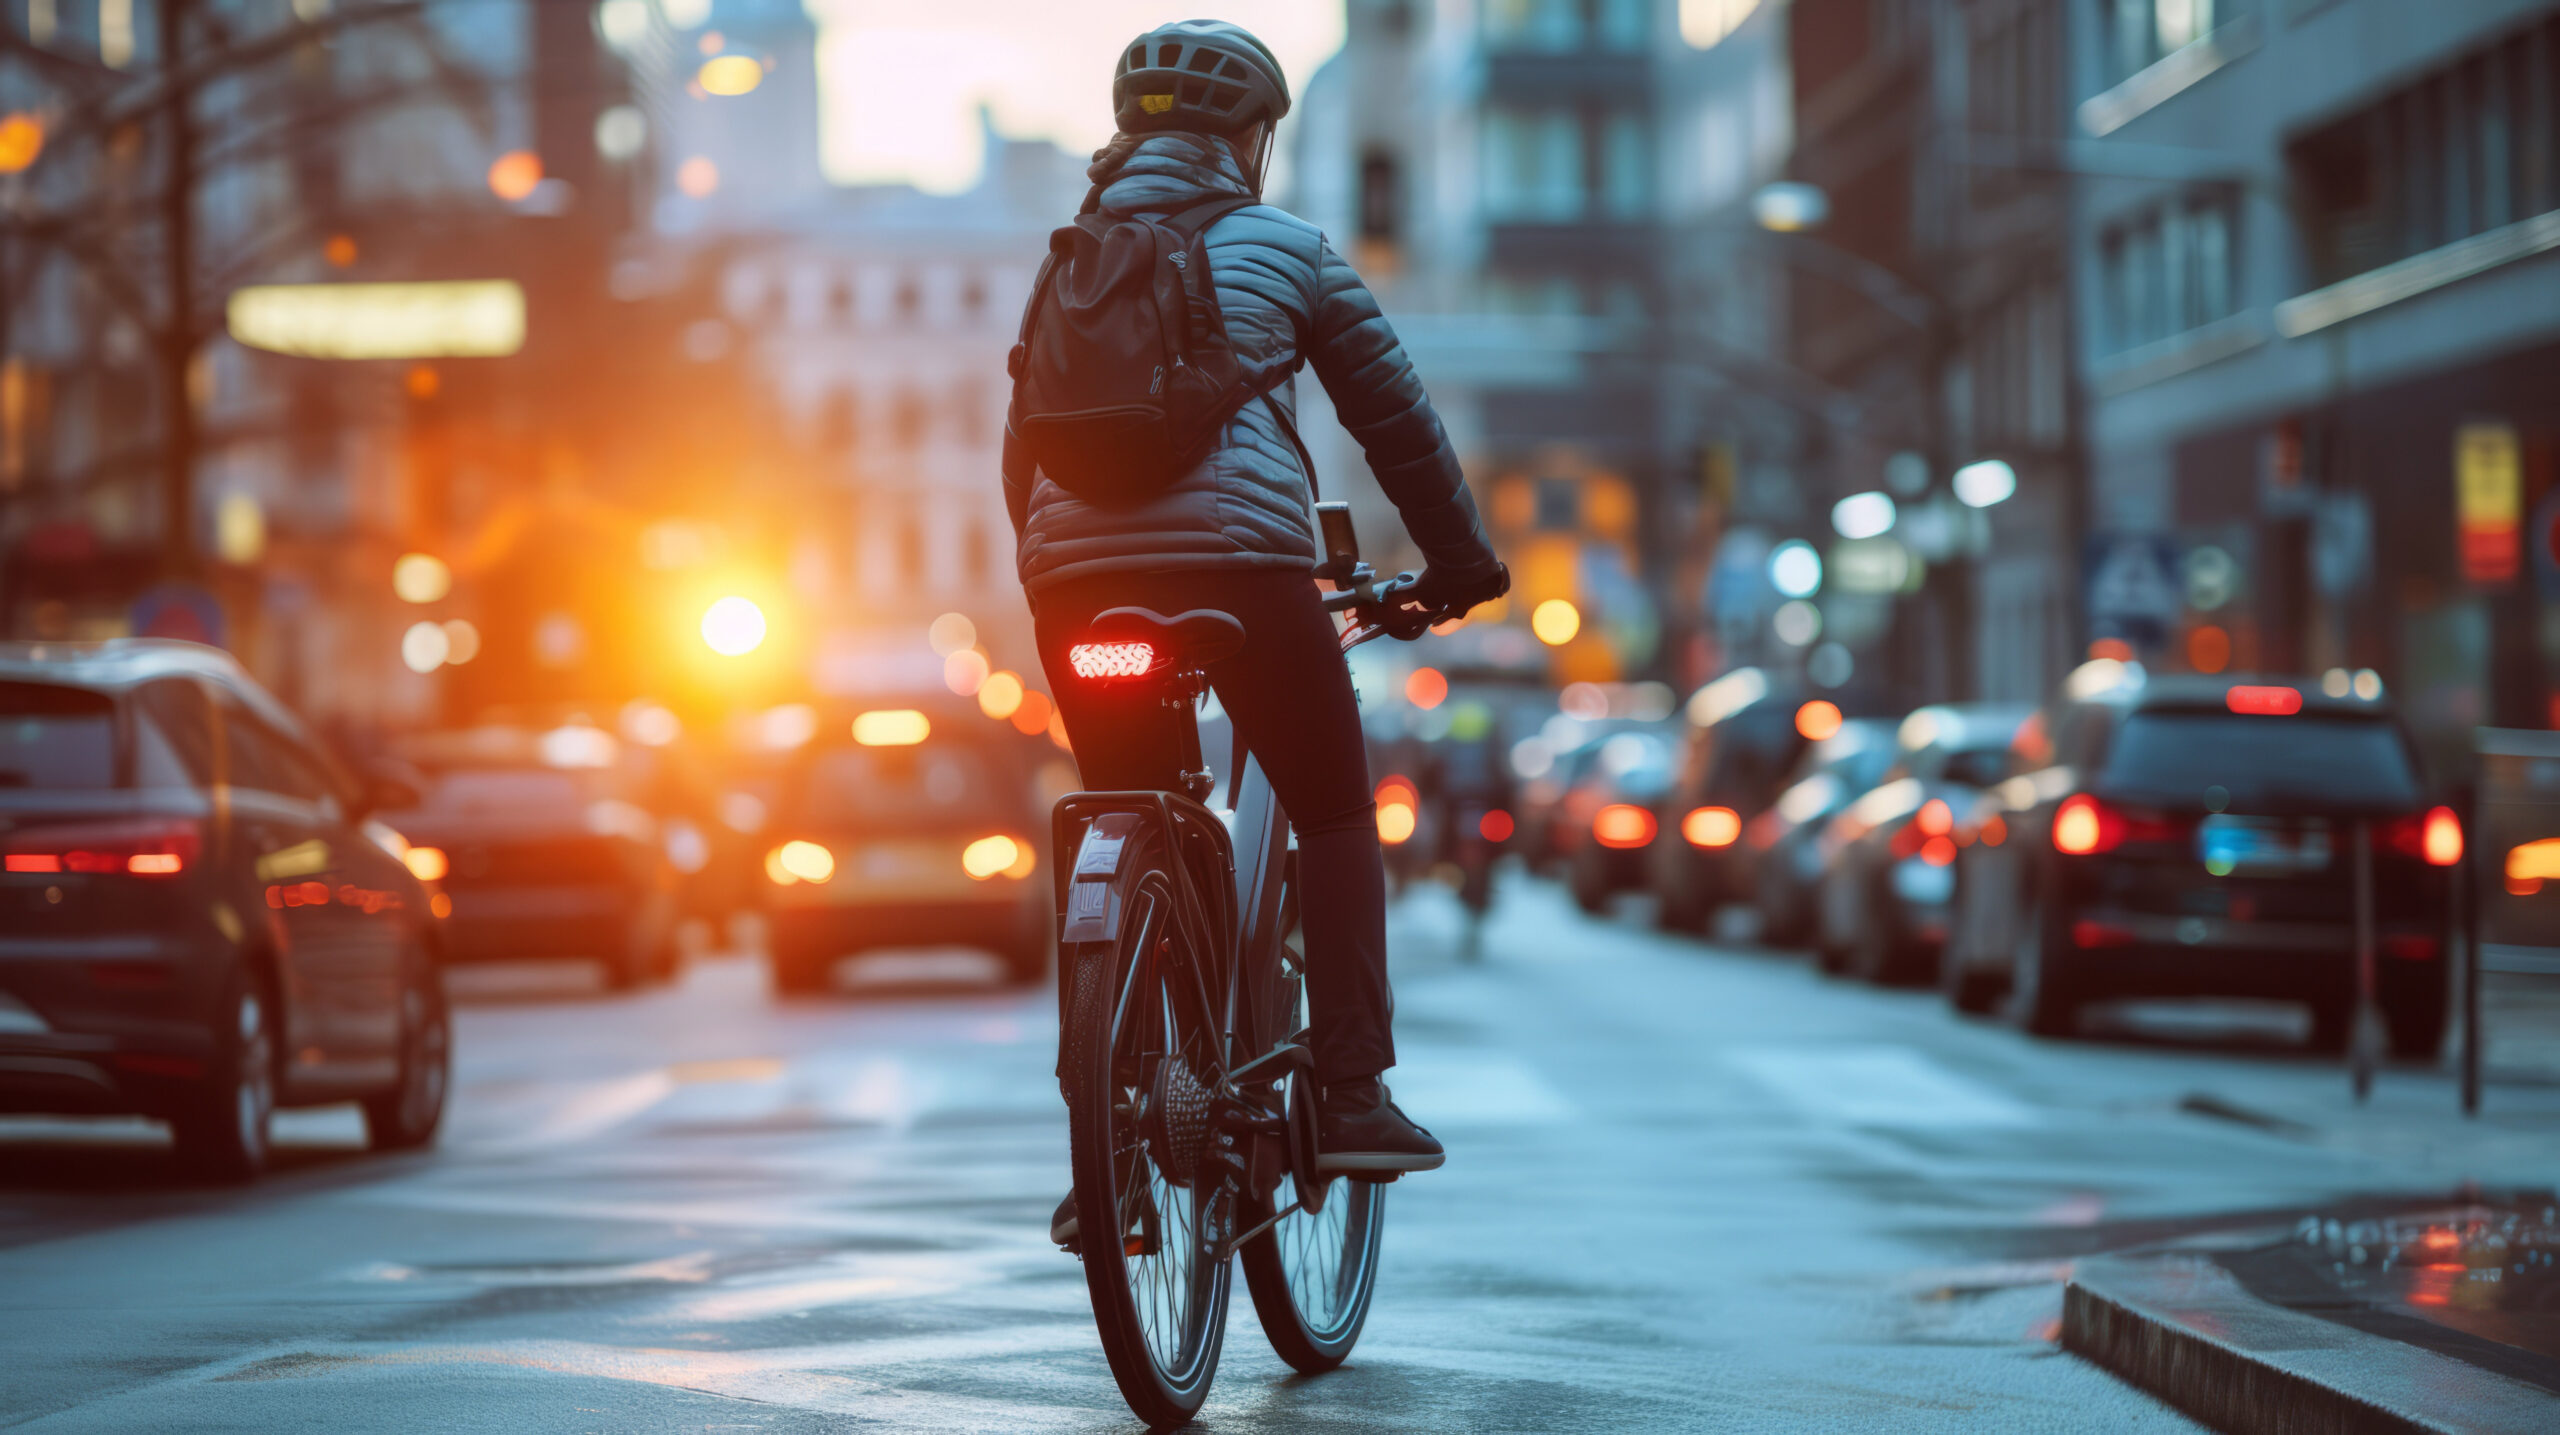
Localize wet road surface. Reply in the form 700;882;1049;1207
6;878;2557;1432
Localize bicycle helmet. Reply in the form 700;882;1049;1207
1112;20;1292;136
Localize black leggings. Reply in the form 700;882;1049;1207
1033;566;1392;1086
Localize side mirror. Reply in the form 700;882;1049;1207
359;757;425;816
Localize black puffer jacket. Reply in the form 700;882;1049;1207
1002;133;1496;595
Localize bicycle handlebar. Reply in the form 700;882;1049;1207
1322;568;1443;648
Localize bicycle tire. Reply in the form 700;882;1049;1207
1066;855;1232;1427
1237;890;1386;1372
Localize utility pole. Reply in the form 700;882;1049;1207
159;0;198;581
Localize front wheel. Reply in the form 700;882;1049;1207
364;946;450;1151
1239;946;1385;1371
1065;856;1231;1427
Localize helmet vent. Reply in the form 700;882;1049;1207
1157;42;1180;66
1185;48;1221;73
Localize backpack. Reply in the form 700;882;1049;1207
1006;195;1291;507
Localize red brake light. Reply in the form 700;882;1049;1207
2052;795;2179;856
2226;685;2303;716
2379;806;2464;867
1593;804;1656;849
1681;806;1741;848
1067;641;1155;680
1;819;200;877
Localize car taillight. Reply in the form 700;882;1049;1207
1593;804;1656;849
2053;794;2181;856
1;819;200;877
1067;641;1156;680
962;834;1035;880
2377;806;2463;867
2226;684;2304;716
1681;806;1740;848
1375;776;1419;845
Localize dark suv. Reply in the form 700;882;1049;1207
1949;669;2455;1056
0;641;447;1179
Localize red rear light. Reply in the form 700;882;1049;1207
2377;806;2464;867
2;819;200;877
2226;685;2303;716
1681;806;1741;848
1067;641;1156;680
1593;804;1656;849
1479;808;1514;842
2053;794;2180;856
2072;919;2137;949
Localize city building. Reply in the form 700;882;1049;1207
2072;0;2560;770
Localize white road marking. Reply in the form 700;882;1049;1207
1724;1047;2040;1130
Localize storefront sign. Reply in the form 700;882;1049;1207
2457;421;2522;586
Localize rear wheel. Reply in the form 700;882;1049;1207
1240;939;1384;1372
1066;854;1231;1427
364;945;449;1151
172;967;275;1182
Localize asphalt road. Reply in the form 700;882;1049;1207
5;877;2556;1433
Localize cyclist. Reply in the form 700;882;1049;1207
1008;20;1508;1247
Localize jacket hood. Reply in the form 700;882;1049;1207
1088;131;1255;219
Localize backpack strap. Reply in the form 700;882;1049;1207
1006;244;1063;383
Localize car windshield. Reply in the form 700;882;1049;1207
0;681;116;789
795;740;1014;827
2101;711;2422;812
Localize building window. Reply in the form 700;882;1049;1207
2290;12;2560;288
827;277;854;326
1967;0;2061;204
961;277;987;322
818;389;858;452
2099;190;2237;351
964;517;991;586
1359;147;1402;241
2102;0;2218;86
951;379;989;445
1601;111;1650;218
897;514;923;583
890;391;927;451
895;278;921;326
1485;108;1586;220
1484;0;1580;52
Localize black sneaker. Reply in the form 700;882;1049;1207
1317;1081;1445;1173
1051;1191;1079;1251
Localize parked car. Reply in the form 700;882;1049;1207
1938;660;2144;1013
1814;703;2030;983
384;725;682;989
1555;725;1681;914
0;640;447;1180
1943;668;2457;1056
761;700;1052;993
1746;718;1900;947
1649;669;1817;932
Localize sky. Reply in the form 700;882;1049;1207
800;2;1347;193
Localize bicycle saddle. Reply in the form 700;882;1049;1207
1088;607;1247;666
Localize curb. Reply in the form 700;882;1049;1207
2063;1254;2560;1435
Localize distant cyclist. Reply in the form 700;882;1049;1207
1004;19;1508;1247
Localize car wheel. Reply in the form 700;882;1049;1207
2012;902;2079;1038
1943;947;2006;1015
172;967;276;1183
363;951;450;1151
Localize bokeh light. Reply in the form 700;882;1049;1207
928;612;977;655
1768;540;1822;597
700;595;766;656
853;709;930;746
1011;689;1055;736
0;112;44;173
392;552;451;604
961;835;1022;880
698;54;764;95
440;619;481;664
1405;666;1448;709
944;648;990;696
487;150;543;202
678;156;720;197
978;670;1025;720
400;620;450;673
1794;699;1843;741
1531;599;1581;646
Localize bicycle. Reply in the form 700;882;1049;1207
1050;502;1442;1427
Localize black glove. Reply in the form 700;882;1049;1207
1408;561;1510;622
